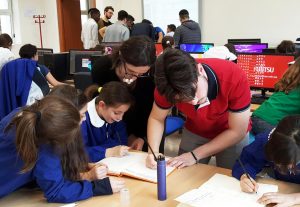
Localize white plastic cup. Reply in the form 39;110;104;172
120;188;130;207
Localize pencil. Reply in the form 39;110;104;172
238;158;257;193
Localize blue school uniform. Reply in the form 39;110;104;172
0;108;112;202
81;98;128;162
232;131;300;184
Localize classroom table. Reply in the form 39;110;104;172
0;164;299;207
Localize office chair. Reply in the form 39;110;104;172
159;115;185;153
73;72;93;92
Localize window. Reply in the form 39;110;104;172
80;0;89;26
0;0;13;37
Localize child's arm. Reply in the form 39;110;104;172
232;132;269;181
34;147;113;203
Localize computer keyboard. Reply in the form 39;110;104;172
251;96;269;104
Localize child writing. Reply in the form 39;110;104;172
81;81;134;162
0;96;124;203
232;115;300;207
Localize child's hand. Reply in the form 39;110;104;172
106;146;130;157
240;174;259;193
80;163;108;181
109;177;125;193
258;192;299;207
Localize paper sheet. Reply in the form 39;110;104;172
175;173;278;207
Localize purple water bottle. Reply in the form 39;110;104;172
157;155;167;201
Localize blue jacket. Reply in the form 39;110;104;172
0;59;36;120
0;109;95;202
232;131;300;184
81;99;128;162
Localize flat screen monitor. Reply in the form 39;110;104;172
234;43;268;53
237;53;294;90
295;42;300;58
179;43;214;53
37;48;53;65
155;43;163;56
43;52;69;81
99;42;122;54
228;39;261;44
69;50;103;73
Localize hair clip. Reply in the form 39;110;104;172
166;40;170;45
268;128;276;140
98;87;102;93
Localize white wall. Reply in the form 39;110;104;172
200;0;300;47
11;0;60;55
96;0;143;23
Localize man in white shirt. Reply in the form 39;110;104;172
103;10;129;42
0;33;15;71
81;8;100;49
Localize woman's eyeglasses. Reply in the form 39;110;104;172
123;61;150;79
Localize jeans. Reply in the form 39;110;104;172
251;116;275;135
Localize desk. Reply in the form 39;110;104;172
1;164;299;207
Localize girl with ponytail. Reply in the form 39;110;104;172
0;96;124;203
81;81;134;162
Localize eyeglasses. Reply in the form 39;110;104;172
273;163;300;175
123;61;150;79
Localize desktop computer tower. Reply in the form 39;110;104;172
43;52;69;81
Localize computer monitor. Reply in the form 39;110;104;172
228;39;261;44
69;50;103;73
179;43;214;53
155;43;163;56
99;42;122;54
262;48;276;54
237;53;294;98
295;42;300;58
234;43;268;53
43;52;69;81
37;48;53;65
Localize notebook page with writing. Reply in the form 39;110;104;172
175;173;278;207
98;151;175;183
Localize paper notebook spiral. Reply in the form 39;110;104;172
97;151;176;183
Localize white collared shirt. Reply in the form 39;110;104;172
81;18;99;49
87;98;105;128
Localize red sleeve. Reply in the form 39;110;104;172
228;64;251;112
154;88;173;109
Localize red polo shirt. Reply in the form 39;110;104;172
154;58;251;139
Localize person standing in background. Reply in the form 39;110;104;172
126;15;135;35
98;6;114;43
0;33;15;71
81;8;100;49
165;24;176;37
103;10;129;42
174;9;201;47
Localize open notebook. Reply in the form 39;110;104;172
175;173;278;207
98;151;176;183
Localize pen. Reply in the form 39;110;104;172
238;158;257;193
143;138;158;161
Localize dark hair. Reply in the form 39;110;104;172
155;49;199;104
162;36;175;50
274;57;300;93
49;85;87;110
142;19;153;25
5;96;88;180
85;81;134;107
127;15;135;22
112;36;156;69
19;44;37;59
276;40;296;54
167;24;176;32
88;8;100;16
179;9;189;19
104;6;114;12
0;33;13;48
265;115;300;174
118;10;128;21
224;43;237;56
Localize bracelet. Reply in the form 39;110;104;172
190;151;198;164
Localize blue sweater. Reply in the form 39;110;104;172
0;109;95;202
232;132;300;184
81;99;128;162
